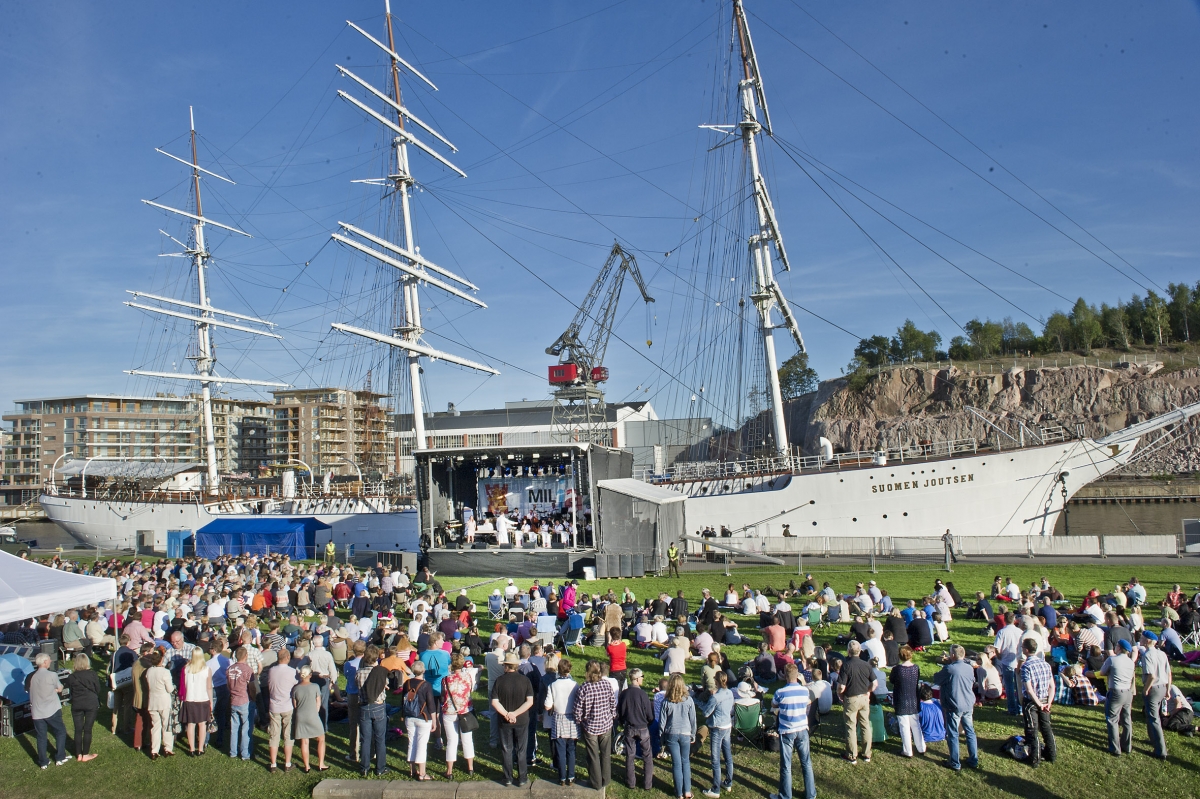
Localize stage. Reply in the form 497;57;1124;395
425;546;598;578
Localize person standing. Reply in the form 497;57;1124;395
544;658;580;786
267;648;298;772
1139;631;1171;759
182;649;213;756
1019;637;1056;768
700;671;734;798
659;674;697;799
441;652;477;780
768;664;815;799
291;666;327;773
934;645;977;770
226;646;255;761
109;633;137;736
837;641;876;764
143;651;176;760
667;542;682;578
357;644;391;777
618;668;655;791
492;651;535;787
573;659;618;791
1100;639;1135;756
890;645;925;759
401;660;438;780
343;639;365;765
64;653;102;763
994;612;1023;716
29;652;69;769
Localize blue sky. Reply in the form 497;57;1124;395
1;1;1197;425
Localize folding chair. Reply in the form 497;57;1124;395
733;700;765;750
808;608;826;632
561;624;584;654
1180;620;1200;651
487;595;506;620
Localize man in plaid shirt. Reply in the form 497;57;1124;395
573;660;618;790
1019;638;1056;767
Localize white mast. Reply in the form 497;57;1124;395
130;108;286;494
332;1;496;456
733;0;805;457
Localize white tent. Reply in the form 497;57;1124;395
0;550;117;626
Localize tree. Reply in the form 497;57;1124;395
1001;317;1035;355
1144;292;1169;345
777;352;819;399
1167;282;1193;342
964;318;1003;358
853;335;892;369
890;319;942;363
1043;312;1071;352
1069;297;1102;354
948;335;973;360
1100;303;1130;350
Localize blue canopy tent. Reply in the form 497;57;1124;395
195;517;329;560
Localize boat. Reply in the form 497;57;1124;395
622;1;1200;542
38;1;498;555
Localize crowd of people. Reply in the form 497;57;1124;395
5;552;1199;798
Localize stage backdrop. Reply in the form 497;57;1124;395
478;476;580;517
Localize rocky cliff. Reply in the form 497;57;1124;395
787;363;1200;475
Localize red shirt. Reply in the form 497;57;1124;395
606;641;627;672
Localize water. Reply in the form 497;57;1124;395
15;502;1194;552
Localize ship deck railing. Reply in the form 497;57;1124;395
636;427;1073;486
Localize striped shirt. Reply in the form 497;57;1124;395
772;682;810;734
1020;655;1053;705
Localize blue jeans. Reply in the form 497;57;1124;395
945;709;978;769
230;703;252;759
359;702;388;774
664;733;692;797
1000;665;1020;715
34;709;67;767
555;736;577;782
650;723;661;756
778;729;815;799
710;727;733;791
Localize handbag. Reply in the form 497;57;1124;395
447;683;479;733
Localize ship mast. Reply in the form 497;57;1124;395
129;108;287;494
330;1;497;456
732;0;805;457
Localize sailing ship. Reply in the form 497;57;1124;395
629;0;1200;540
40;2;496;552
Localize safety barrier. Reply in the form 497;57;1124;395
1103;535;1177;557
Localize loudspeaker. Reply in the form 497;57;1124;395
551;541;566;550
500;543;513;550
473;542;489;550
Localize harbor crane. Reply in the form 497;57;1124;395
546;242;654;443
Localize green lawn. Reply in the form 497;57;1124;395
3;562;1199;799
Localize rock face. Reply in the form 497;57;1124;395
788;364;1200;475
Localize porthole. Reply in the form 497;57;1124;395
883;514;888;519
852;517;857;522
812;521;817;526
903;512;908;517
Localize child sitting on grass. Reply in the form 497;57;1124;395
918;683;946;744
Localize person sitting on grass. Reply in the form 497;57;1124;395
917;683;945;745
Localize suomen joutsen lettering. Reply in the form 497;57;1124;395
870;474;974;494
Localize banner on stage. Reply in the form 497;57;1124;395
478;476;576;517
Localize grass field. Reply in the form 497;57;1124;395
3;562;1199;799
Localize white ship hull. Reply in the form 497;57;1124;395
39;494;419;554
668;436;1138;540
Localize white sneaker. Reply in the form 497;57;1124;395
704;790;722;798
56;757;71;766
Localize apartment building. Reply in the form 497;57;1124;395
208;397;274;475
271;388;390;479
2;395;197;486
